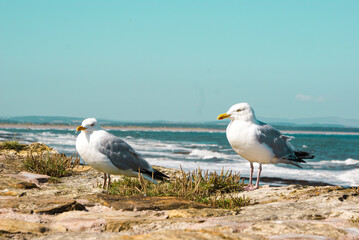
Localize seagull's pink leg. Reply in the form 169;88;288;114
244;162;254;191
245;163;262;191
103;173;107;189
254;163;262;190
107;174;111;190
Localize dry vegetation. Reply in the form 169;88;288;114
109;168;249;210
22;153;80;177
0;140;27;151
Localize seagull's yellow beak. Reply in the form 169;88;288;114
76;126;87;131
217;113;231;120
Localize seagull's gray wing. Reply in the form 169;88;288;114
97;134;153;173
256;123;297;161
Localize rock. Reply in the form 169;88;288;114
0;195;86;214
242;220;349;239
108;229;264;240
0;190;17;196
35;230;262;240
5;171;50;186
73;165;92;172
0;174;38;190
33;198;87;215
52;209;168;233
167;208;236;219
35;232;125;240
53;211;107;232
94;194;209;211
0;219;50;234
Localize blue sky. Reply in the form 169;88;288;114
1;1;358;122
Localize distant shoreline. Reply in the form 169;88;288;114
1;123;359;135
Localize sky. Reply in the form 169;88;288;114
1;1;358;122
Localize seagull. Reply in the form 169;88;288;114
76;118;168;189
217;103;314;191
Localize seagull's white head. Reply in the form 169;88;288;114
217;102;256;122
76;118;101;132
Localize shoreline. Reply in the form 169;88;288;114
1;122;359;135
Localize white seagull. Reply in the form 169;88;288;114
76;118;168;189
217;103;314;191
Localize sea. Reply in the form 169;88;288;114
1;122;359;187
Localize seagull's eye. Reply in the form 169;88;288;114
90;123;95;127
236;109;241;112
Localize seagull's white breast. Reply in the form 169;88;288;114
76;131;122;174
226;121;275;164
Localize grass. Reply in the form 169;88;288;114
108;167;249;210
350;216;359;223
0;141;27;151
22;152;80;178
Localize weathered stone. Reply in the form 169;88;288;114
242;220;349;239
0;219;49;234
73;165;92;172
6;171;50;186
167;208;236;219
35;232;125;240
53;211;107;232
33;198;87;215
0;195;86;214
0;190;17;196
0;174;38;190
94;194;209;211
11;181;39;189
109;229;264;240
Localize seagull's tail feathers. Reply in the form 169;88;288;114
294;150;315;159
279;152;312;168
152;169;170;181
279;150;314;168
140;168;170;183
142;174;158;184
279;159;303;168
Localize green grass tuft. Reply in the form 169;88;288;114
22;153;80;178
0;141;27;151
108;167;249;210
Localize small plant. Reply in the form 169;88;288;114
22;153;80;178
350;216;359;223
108;167;249;210
0;141;27;151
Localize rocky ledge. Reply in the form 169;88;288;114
0;143;358;240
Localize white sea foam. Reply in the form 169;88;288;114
235;162;359;187
23;132;76;146
306;158;359;166
185;143;220;148
189;149;232;160
0;130;11;134
336;168;359;187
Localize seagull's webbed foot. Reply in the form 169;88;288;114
244;184;258;191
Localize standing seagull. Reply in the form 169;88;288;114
76;118;168;189
217;103;314;191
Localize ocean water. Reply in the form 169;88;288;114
1;125;359;187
